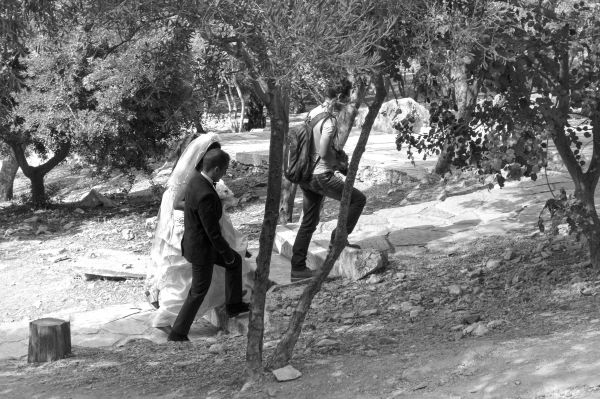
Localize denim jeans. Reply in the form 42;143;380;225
291;171;366;270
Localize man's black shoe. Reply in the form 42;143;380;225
291;267;316;282
227;302;251;318
167;332;190;342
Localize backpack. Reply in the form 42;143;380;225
284;112;332;183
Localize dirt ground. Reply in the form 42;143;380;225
2;161;600;399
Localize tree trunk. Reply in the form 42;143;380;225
245;81;288;379
9;139;71;207
266;74;379;370
0;150;19;200
28;318;71;363
233;76;245;132
224;88;235;131
435;62;479;175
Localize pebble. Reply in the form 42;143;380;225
359;309;379;317
208;344;225;354
485;259;502;270
409;293;422;303
448;285;462;296
315;339;338;347
366;274;385;284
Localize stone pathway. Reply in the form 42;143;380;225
0;124;592;362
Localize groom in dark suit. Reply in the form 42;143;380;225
168;148;250;342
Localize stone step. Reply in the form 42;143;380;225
275;224;387;281
246;248;293;286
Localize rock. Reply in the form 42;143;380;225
400;301;413;312
366;274;385;284
35;225;49;235
208;343;225;354
145;217;157;229
50;255;70;263
359;309;379;317
272;365;302;382
461;313;481;325
379;337;398;345
315;339;338;347
472;323;489;337
24;216;40;224
468;269;483;279
409;308;422;319
78;189;116;208
332;249;388;281
395;272;406;280
448;285;462;296
436;189;448;202
503;248;514;261
409;293;422;303
485;259;502;270
463;323;477;334
121;229;135;240
486;319;508;329
341;312;355;319
74;208;85;214
63;222;75;230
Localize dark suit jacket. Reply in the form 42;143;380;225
181;174;234;265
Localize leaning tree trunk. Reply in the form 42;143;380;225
9;139;71;207
435;61;479;175
266;74;378;370
245;80;289;379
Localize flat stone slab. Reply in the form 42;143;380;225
71;249;148;280
0;302;228;360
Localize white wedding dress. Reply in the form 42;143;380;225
146;133;251;328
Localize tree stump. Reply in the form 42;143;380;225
28;318;71;363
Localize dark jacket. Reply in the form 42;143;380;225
181;174;234;265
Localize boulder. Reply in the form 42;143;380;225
331;248;388;281
355;98;430;134
78;189;116;208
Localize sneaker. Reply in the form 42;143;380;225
291;267;316;282
227;302;251;318
167;332;189;342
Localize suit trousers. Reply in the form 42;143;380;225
171;252;243;337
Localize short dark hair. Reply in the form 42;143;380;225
201;148;230;172
195;142;222;171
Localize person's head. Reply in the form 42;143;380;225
195;141;221;172
201;148;230;182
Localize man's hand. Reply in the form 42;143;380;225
335;149;349;176
224;251;242;268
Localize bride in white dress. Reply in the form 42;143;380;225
146;133;250;329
